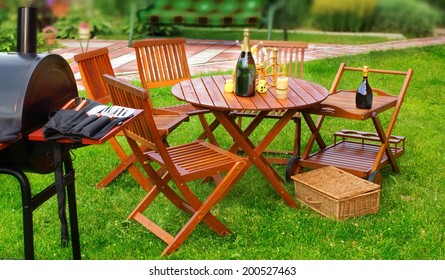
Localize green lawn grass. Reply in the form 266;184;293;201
105;26;401;45
178;27;403;45
1;44;444;260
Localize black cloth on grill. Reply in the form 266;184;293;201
43;98;132;141
0;127;21;142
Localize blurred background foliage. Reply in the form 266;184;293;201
310;0;377;32
0;0;444;52
309;0;441;37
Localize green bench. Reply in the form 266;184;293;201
129;0;288;42
138;0;263;26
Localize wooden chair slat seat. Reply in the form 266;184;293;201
146;141;241;179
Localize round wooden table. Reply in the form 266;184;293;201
172;75;329;208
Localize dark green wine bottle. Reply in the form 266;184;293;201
355;66;373;109
235;29;256;97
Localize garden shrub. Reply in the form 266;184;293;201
0;7;48;52
309;0;439;37
53;10;113;39
0;20;16;52
272;0;312;30
309;0;377;32
372;0;439;37
423;0;445;25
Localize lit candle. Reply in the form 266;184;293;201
224;79;234;93
276;77;288;90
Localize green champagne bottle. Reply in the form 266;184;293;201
235;29;256;97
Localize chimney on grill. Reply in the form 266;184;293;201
16;6;37;54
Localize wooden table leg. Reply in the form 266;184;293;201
227;111;283;182
301;112;327;158
213;111;298;208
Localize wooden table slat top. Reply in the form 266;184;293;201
172;75;329;111
289;79;326;104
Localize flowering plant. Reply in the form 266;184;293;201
78;22;91;40
78;22;90;31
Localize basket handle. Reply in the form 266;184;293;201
305;197;322;205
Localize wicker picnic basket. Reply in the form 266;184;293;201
291;166;381;220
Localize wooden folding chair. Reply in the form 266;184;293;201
289;63;413;184
132;38;219;145
74;48;189;189
103;74;246;255
231;40;309;164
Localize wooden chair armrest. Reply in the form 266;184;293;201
152;108;182;116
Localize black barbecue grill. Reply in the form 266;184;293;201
0;6;80;259
0;6;77;173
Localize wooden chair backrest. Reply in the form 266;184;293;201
103;73;182;170
132;38;191;89
105;73;220;184
251;40;308;79
103;73;244;189
74;47;114;104
102;74;160;148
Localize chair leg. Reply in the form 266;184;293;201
197;114;219;146
128;167;234;250
97;137;152;190
128;145;242;236
128;187;176;244
125;133;247;254
162;160;246;255
97;153;151;189
134;166;233;236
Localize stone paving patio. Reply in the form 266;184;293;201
52;35;445;90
